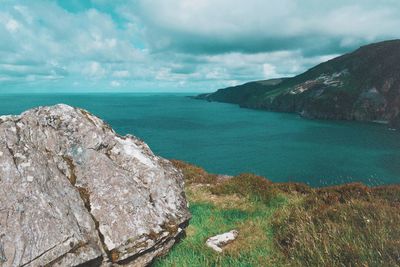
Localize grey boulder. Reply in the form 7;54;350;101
0;104;190;266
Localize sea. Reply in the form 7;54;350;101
1;93;399;187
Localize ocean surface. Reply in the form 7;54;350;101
0;93;399;187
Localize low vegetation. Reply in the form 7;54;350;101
273;184;400;266
154;161;400;267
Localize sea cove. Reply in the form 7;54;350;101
1;93;399;187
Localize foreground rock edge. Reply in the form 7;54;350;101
0;104;191;266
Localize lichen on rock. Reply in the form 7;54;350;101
0;104;190;266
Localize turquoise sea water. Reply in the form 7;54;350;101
0;93;399;187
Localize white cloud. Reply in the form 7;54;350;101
0;0;399;92
5;18;20;32
263;64;278;79
0;1;145;86
112;70;130;78
84;62;106;78
110;80;121;87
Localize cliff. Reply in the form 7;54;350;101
196;40;400;128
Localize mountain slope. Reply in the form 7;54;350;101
196;40;400;128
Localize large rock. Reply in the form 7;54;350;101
0;104;190;266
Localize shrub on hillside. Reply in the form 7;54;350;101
210;173;280;205
171;160;218;185
371;184;400;205
274;182;313;195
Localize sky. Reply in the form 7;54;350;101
0;0;400;93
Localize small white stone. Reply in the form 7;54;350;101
26;176;34;182
0;151;3;157
206;230;239;253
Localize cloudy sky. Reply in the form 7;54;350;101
1;0;400;93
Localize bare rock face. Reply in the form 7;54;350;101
0;104;190;267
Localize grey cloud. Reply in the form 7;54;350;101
1;0;400;92
132;0;400;56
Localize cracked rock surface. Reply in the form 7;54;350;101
0;104;190;267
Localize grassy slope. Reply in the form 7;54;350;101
154;161;400;267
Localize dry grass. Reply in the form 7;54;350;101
154;162;287;266
154;160;400;267
210;173;283;205
273;183;400;266
187;184;255;212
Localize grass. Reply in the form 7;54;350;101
154;161;400;267
273;184;400;266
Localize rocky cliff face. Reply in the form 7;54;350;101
0;104;190;267
196;40;400;128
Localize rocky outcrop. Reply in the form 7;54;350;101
195;40;400;129
0;104;190;266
